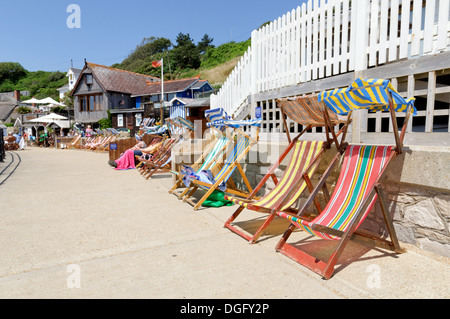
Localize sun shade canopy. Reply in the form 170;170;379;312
206;118;262;129
277;94;347;127
204;108;231;122
318;78;417;115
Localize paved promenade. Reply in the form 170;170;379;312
0;147;448;299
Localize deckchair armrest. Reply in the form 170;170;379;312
311;224;344;238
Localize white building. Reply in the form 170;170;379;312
57;68;82;100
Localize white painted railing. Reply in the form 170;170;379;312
211;0;450;118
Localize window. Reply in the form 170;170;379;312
78;94;103;112
89;96;95;111
85;74;93;85
79;96;87;112
135;113;142;126
117;114;123;127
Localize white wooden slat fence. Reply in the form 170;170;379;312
211;0;450;125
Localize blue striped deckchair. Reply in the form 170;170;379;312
274;78;413;279
168;108;232;198
204;108;231;121
169;135;230;198
176;116;196;132
182;118;260;210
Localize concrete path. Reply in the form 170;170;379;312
0;147;449;299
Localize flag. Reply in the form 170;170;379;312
152;60;162;68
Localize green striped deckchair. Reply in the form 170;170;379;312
182;134;254;210
274;78;413;279
168;135;230;199
181;119;261;210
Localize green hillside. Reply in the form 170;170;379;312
0;35;252;99
0;62;67;100
112;34;251;86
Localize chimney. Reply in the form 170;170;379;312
14;90;20;102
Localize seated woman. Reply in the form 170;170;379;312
108;139;163;170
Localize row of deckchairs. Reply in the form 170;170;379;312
135;117;196;179
71;134;118;152
162;78;416;280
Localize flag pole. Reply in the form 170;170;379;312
160;58;164;124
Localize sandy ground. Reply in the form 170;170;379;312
0;147;449;299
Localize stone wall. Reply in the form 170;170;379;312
233;142;450;258
173;139;450;258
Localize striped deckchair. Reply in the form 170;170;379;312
142;117;196;179
224;94;350;243
168;107;232;198
181;118;261;210
274;78;414;279
168;135;230;199
138;137;177;178
65;134;81;149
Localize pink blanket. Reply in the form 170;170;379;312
115;149;136;170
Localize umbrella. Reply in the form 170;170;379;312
36;112;68;121
29;113;68;123
40;97;62;105
22;97;44;104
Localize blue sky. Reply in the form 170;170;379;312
0;0;306;72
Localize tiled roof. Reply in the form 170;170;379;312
84;63;160;95
132;77;200;96
0;95;18;121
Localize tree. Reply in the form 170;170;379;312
198;34;215;54
17;106;32;114
172;33;201;69
0;62;26;84
63;90;74;109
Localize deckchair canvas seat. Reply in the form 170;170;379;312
181;115;261;210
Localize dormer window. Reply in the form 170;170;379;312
85;74;93;85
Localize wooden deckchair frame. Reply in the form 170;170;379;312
142;136;183;179
168;132;231;199
66;134;81;149
224;95;351;243
274;89;412;279
136;136;172;175
181;125;260;211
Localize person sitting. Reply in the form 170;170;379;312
108;139;163;170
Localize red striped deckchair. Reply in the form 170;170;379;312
274;78;414;279
275;145;404;279
224;94;351;243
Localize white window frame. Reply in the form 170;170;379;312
117;114;123;127
135;113;142;126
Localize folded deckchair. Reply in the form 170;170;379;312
274;78;416;279
181;118;262;210
224;94;351;243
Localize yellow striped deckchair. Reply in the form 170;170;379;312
224;94;351;243
274;78;414;279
